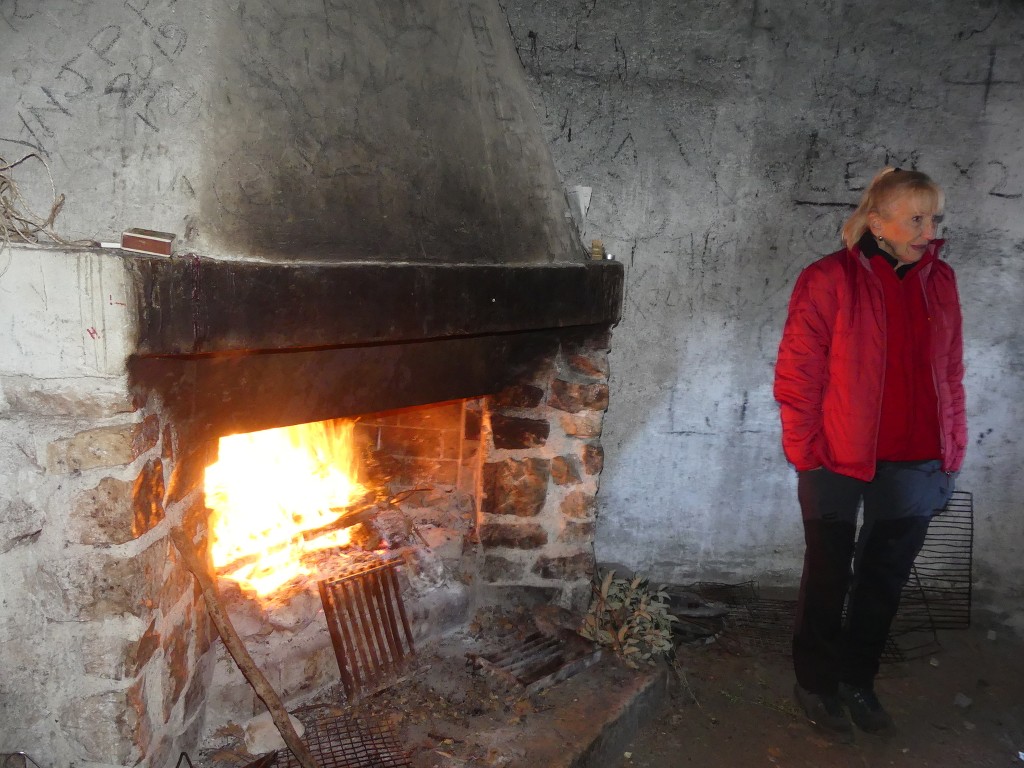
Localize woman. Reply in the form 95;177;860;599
774;167;967;736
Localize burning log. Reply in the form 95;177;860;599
211;503;380;578
170;527;319;768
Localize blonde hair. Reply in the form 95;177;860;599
841;167;944;249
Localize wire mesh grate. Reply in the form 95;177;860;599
276;713;411;768
896;490;973;629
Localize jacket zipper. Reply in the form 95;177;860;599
918;264;948;471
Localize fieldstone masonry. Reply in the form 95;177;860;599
0;380;214;767
477;329;610;609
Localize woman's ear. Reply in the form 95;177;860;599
867;212;882;236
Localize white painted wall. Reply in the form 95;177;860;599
501;1;1024;621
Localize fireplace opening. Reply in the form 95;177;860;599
118;325;611;760
193;397;485;741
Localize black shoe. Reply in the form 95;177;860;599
838;683;895;733
793;683;854;739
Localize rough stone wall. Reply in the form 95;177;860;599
477;330;610;609
0;388;214;766
500;0;1024;620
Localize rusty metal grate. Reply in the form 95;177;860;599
273;713;410;768
468;632;602;694
318;560;415;702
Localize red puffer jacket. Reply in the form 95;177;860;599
773;240;966;481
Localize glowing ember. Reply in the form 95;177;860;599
204;419;368;599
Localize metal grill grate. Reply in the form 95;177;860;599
469;632;603;694
888;489;974;659
897;489;973;629
275;713;411;768
318;560;416;702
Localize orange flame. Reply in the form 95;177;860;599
204;419;367;599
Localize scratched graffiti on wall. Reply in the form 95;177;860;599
2;0;198;158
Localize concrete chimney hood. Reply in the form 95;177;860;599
1;0;622;433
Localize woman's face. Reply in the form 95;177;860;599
870;194;942;266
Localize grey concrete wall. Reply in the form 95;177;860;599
1;0;578;263
501;1;1024;621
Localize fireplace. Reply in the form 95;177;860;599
0;0;621;763
131;314;618;758
0;246;620;764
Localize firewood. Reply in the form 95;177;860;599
170;528;319;768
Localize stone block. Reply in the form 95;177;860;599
183;668;209;724
558;520;596;544
162;422;176;461
1;376;135;418
58;685;149;763
480;554;527;582
133;458;166;537
52;538;168;620
0;498;44;554
127;620;162;678
481;458;549;517
47;423;136;473
582;444;605;475
559;412;603;438
165;440;216;504
490;413;550;449
547;380;609;414
560;490;596;519
479;522;548;549
81;630;134;679
550;456;581;485
162;611;192;719
490;383;545;408
564;352;610;380
532;551;595;581
159;548;193;615
131;414;161;458
194;601;216;658
126;676;153;760
72;477;134;545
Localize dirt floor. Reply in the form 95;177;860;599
616;617;1024;768
202;603;1023;768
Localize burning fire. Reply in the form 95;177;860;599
204;419;368;599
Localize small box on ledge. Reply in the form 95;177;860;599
121;228;175;257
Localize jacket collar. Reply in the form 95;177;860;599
853;232;944;278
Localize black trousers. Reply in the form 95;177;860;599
793;460;955;693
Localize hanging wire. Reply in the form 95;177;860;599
0;151;98;278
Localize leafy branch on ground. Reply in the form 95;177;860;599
580;569;676;668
